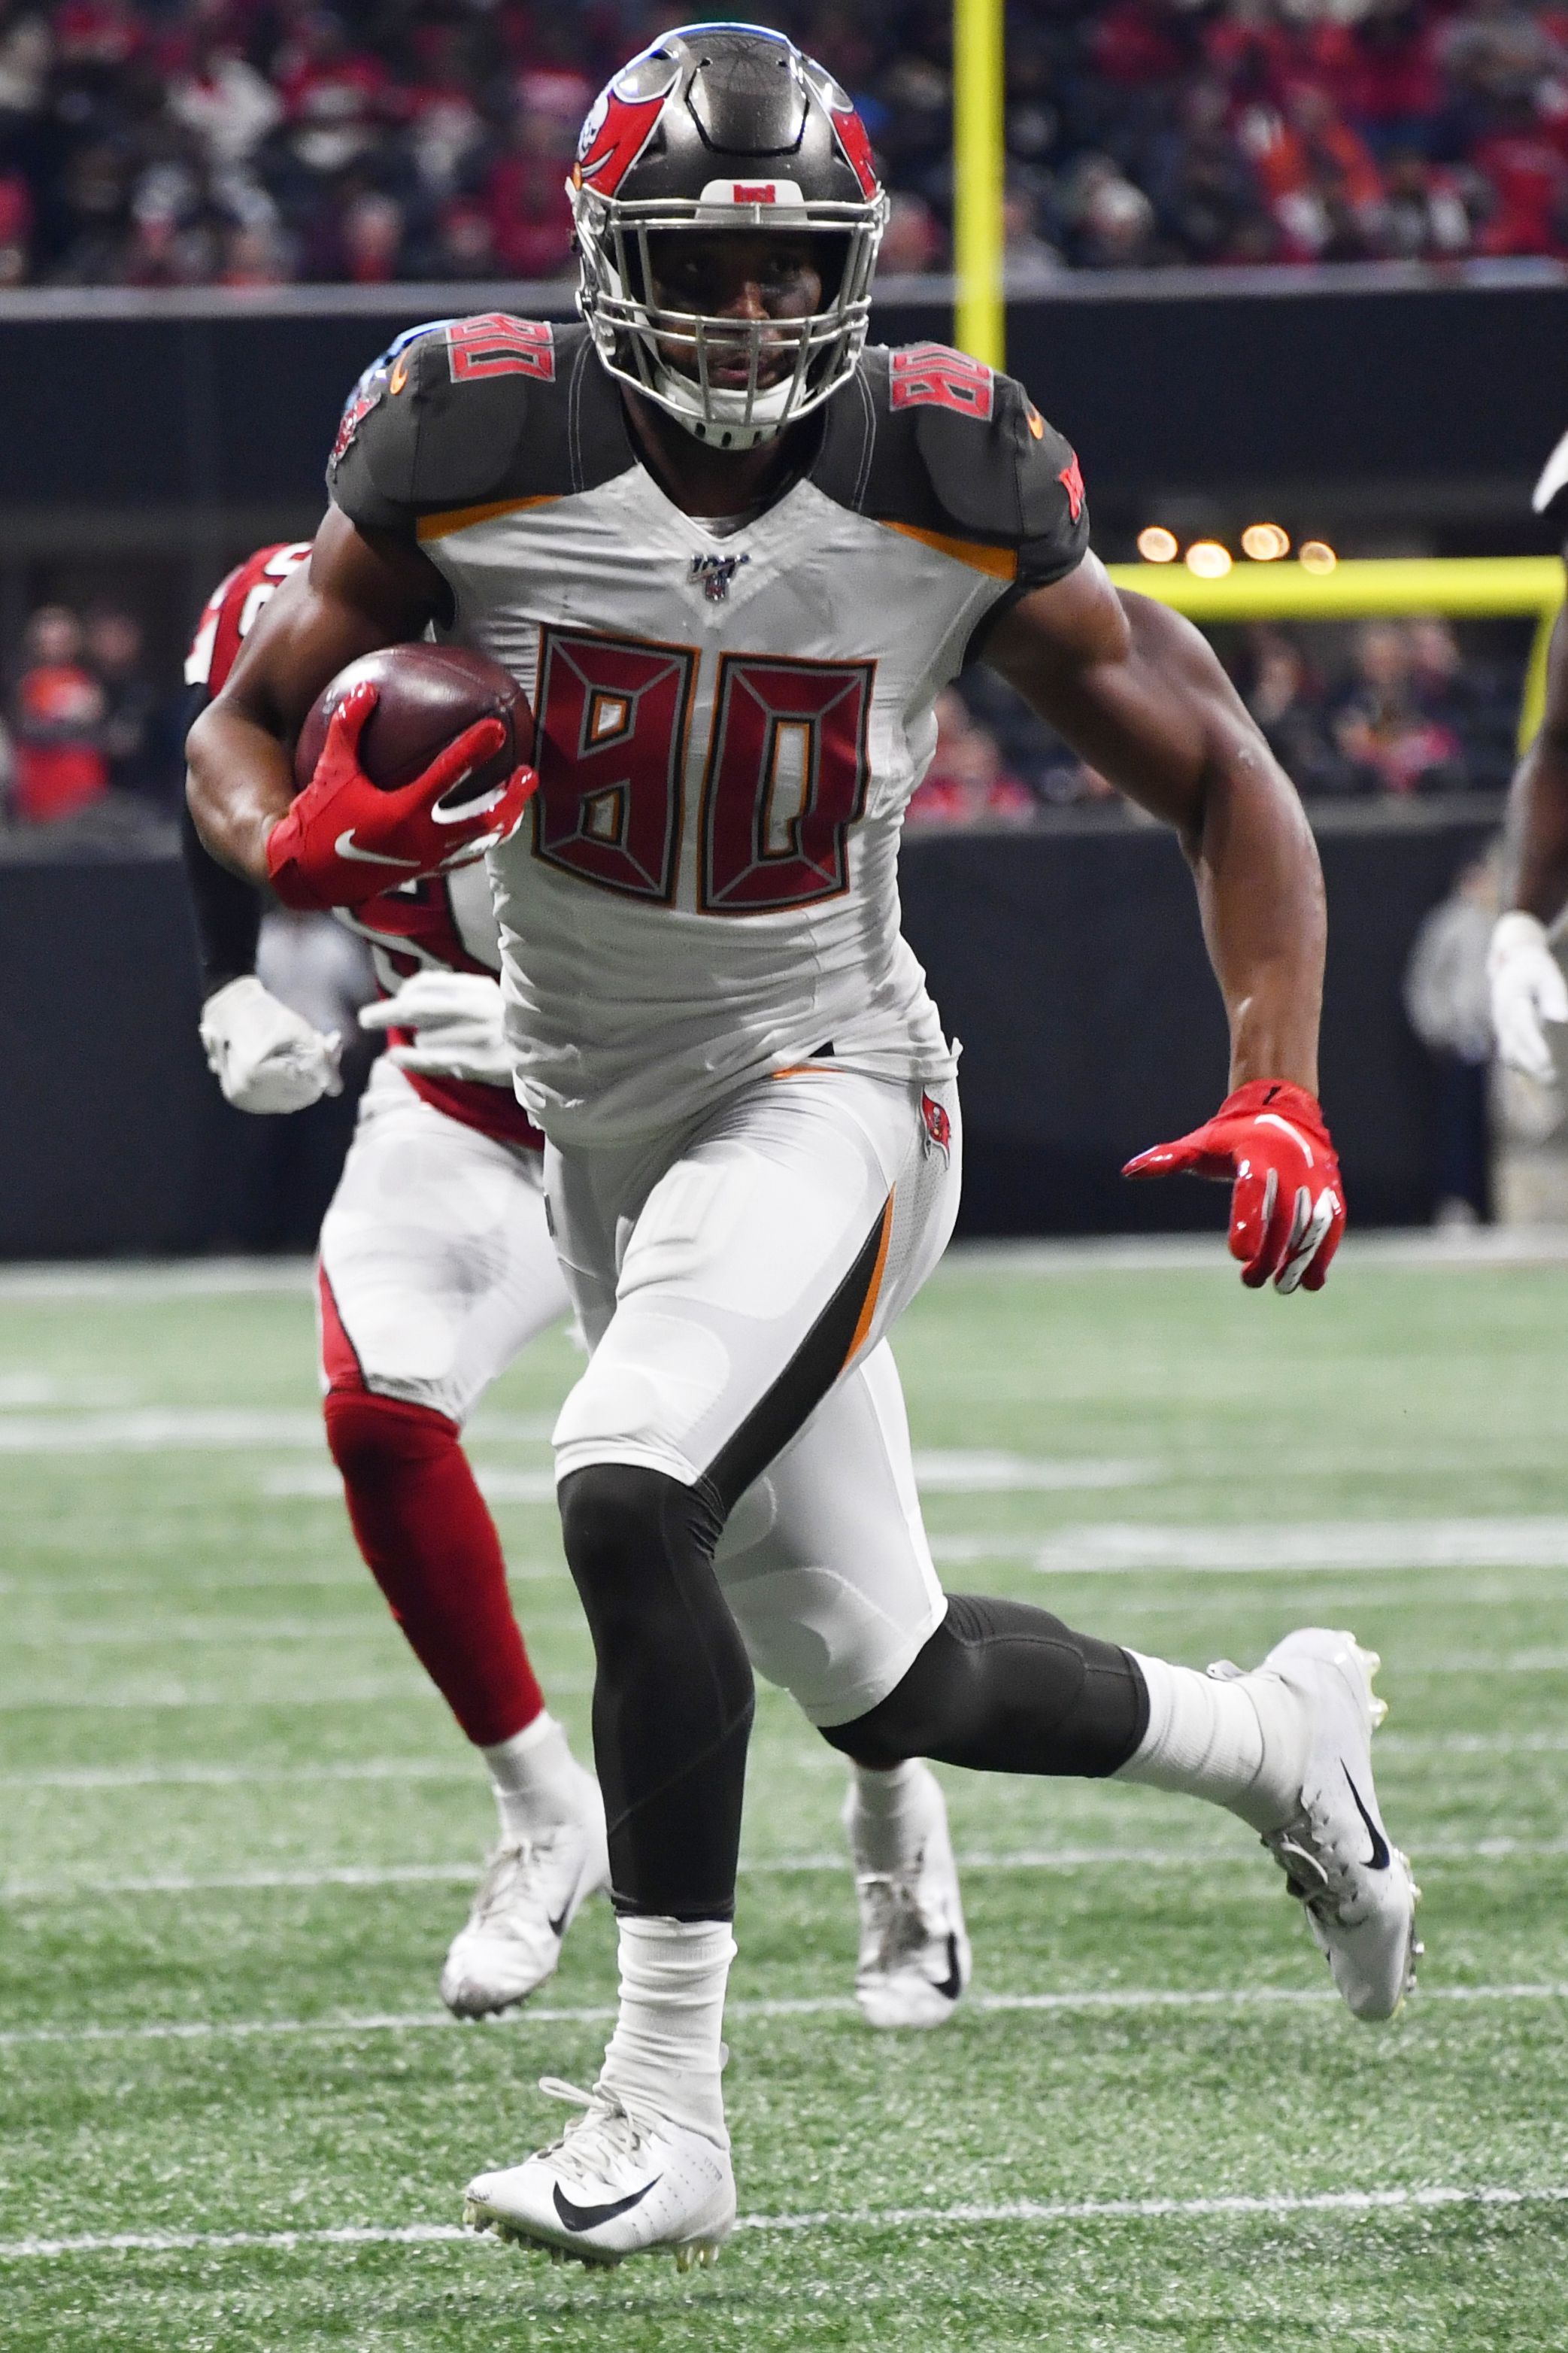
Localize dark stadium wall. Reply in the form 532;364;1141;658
2;279;1564;553
0;820;1490;1258
899;818;1492;1237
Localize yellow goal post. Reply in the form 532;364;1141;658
952;0;1005;372
1104;555;1565;753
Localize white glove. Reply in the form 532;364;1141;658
199;974;343;1113
1488;910;1568;1084
359;970;512;1085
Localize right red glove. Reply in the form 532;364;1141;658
1122;1078;1345;1293
265;682;536;911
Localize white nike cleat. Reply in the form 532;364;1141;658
440;1773;610;2019
844;1761;972;2030
463;2079;735;2270
1229;1628;1421;2022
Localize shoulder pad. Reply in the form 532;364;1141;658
328;317;617;534
186;540;311;695
1533;427;1568;518
819;345;1088;591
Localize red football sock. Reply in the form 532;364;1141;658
323;1387;544;1747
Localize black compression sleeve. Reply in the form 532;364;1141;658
822;1593;1148;1778
180;801;263;1000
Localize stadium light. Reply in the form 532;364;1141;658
1137;527;1179;563
1241;524;1291;562
1300;541;1338;575
1185;540;1233;578
1101;553;1566;750
953;0;1005;370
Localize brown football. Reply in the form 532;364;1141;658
293;642;528;805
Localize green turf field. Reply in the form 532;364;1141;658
2;1246;1566;2350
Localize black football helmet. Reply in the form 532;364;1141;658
569;23;887;450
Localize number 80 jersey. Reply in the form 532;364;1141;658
329;315;1088;1146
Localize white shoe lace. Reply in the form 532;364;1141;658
857;1858;936;1975
466;1835;570;1936
534;2078;656;2188
1205;1657;1353;1923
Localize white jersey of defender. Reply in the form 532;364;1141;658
418;465;996;1144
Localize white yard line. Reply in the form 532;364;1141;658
0;1685;449;1715
262;1453;1157;1504
0;1677;593;1714
5;1620;393;1649
948;1228;1568;1273
0;1409;552;1455
3;1724;1563;1791
0;1759;482;1790
2;2180;1566;2262
9;1226;1564;1304
4;1835;1560;1904
0;1563;566;1599
12;1650;1566;1712
0;1258;315;1299
1;1981;1562;2053
932;1516;1568;1574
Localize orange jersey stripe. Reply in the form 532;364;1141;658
416;494;560;542
844;1192;896;1367
875;520;1018;581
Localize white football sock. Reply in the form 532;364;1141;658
481;1714;586;1844
599;1917;735;2148
846;1759;930;1872
1115;1652;1309;1834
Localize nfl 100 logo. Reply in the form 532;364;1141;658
690;552;751;603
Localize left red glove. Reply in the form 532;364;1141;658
265;681;537;912
1122;1078;1345;1293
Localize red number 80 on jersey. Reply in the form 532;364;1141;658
529;627;873;915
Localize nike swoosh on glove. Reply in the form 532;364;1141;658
199;974;343;1113
1488;909;1568;1084
265;680;537;912
359;970;513;1086
1122;1079;1345;1293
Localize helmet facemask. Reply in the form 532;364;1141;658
573;187;887;451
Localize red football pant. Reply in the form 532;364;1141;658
323;1388;544;1747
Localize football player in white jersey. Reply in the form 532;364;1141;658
1489;430;1568;1074
190;22;1415;2275
186;532;971;2034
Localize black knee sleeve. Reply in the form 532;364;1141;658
558;1462;754;1920
822;1593;1148;1778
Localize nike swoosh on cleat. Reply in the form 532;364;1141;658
934;1932;963;2002
334;830;421;867
552;2177;661;2234
1342;1766;1392;1871
547;1905;570;1939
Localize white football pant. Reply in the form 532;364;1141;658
547;1065;960;1727
317;1060;569;1420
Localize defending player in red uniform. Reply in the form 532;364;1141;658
189;23;1410;2273
184;541;610;2017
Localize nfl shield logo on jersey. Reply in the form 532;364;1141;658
690;551;751;603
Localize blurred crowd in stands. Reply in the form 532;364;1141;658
2;0;1568;290
905;615;1524;824
10;587;1515;834
1;601;182;832
0;594;1524;841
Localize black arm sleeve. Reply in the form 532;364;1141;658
180;800;263;999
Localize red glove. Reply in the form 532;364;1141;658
265;682;537;912
1122;1078;1345;1293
